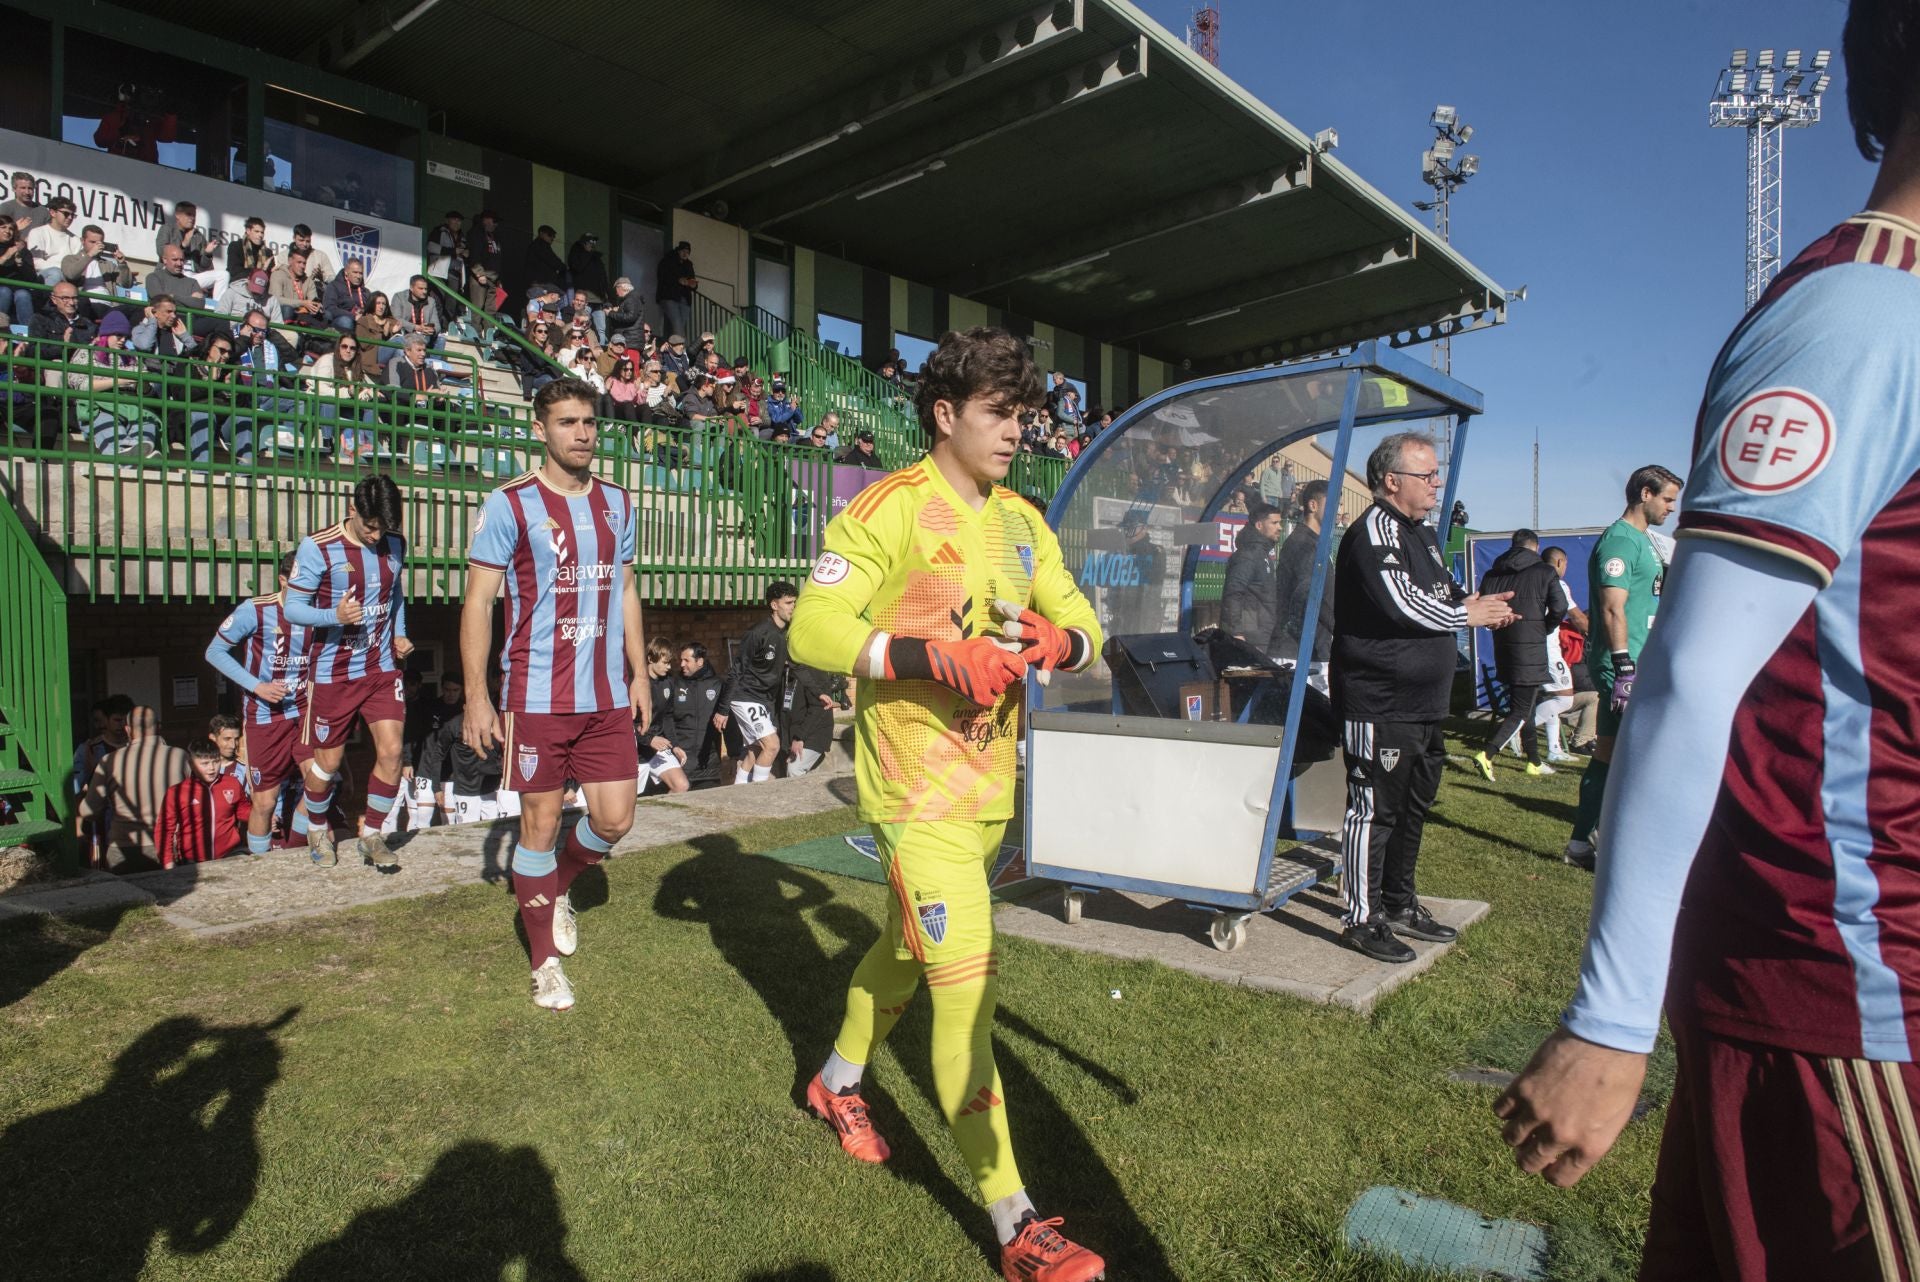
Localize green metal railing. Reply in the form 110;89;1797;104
0;488;71;850
420;275;568;379
0;339;892;604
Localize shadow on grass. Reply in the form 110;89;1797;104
656;836;1176;1279
1448;780;1579;828
281;1140;586;1281
0;903;136;1010
741;1266;835;1282
0;1005;298;1280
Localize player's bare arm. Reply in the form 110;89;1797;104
622;569;650;728
1597;584;1629;654
460;564;504;757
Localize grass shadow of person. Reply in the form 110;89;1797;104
657;836;1176;1278
0;903;134;1011
280;1140;586;1281
0;1005;299;1281
740;1266;835;1281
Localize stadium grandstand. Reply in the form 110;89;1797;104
0;0;1503;848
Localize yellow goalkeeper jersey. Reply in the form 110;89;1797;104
790;455;1101;824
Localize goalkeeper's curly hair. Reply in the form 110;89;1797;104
913;326;1044;442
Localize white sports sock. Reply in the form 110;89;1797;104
750;764;772;783
735;763;752;784
989;1190;1037;1245
820;1049;863;1093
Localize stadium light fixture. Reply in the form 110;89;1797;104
853;158;948;200
1710;45;1834;307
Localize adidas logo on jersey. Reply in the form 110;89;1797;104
930;542;966;566
957;1086;1002;1116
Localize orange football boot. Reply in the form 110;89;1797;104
805;1072;891;1163
1000;1216;1106;1282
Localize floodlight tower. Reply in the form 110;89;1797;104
1710;47;1831;307
1414;105;1478;467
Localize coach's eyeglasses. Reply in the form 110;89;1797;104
1389;469;1442;486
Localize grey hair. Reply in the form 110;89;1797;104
1366;431;1439;497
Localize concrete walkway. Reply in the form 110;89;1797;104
994;880;1489;1013
0;767;858;938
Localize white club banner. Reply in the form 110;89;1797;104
0;127;422;298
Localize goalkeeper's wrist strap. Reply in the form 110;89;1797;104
1612;651;1634;676
1061;627;1093;672
884;635;933;682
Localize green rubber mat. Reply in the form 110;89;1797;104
1343;1186;1547;1280
755;832;1044;901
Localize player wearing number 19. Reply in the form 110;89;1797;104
461;376;650;1013
282;474;414;872
788;327;1108;1282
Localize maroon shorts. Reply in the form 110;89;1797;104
501;708;638;794
1640;1017;1920;1281
302;670;407;750
241;716;311;792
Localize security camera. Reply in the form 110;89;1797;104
1313;128;1339;153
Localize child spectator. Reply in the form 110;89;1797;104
157;740;251;868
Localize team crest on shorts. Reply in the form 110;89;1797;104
517;743;539;781
249;765;262;790
315;720;332;741
1379;749;1401;772
917;900;948;945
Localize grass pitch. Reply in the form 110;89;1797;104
1;735;1662;1281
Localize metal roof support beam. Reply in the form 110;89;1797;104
674;0;1085;207
748;38;1148;232
953;159;1312;296
1112;237;1415;342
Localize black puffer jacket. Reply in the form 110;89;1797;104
663;663;724;763
1219;528;1278;643
1478;545;1569;686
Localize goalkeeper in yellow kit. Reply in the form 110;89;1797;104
789;327;1107;1282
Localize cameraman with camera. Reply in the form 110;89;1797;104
60;225;131;319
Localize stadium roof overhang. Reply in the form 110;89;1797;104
147;0;1509;374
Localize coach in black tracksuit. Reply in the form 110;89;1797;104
1331;433;1516;964
1473;529;1570;770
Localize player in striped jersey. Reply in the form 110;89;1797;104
462;378;650;1012
1498;9;1920;1273
283;475;414;871
789;328;1107;1282
204;551;313;856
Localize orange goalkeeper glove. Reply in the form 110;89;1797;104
883;635;1032;705
990;599;1088;678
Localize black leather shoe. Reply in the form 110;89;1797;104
1382;901;1458;943
1343;920;1416;964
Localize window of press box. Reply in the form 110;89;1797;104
62;40;246;179
0;16;53;138
258;88;416;224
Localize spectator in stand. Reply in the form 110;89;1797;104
216;269;283;324
303;333;379;459
563;294;598;349
657;241;696;341
76;705;188;871
1043;369;1072;417
270;248;328;335
592;332;633;381
145;244;210;312
740;375;772;435
0;217;38;321
607;276;646;340
837;429;883;468
157;739;251;868
154;201;220;294
525;224;567;299
94;89;176;163
768;425;794;445
289;226;335;288
27;195;80;286
1055;384;1084;433
638;359;676;425
659;333;691;383
185;330;247;461
323;258;370;333
567;232;610;327
233;309;294;457
680;372;719;424
71;311;160;456
388;332;443;405
29;280;96;358
225;217;275;281
768;379;803;436
815;409;842;451
427;210;466;295
396;275;443;349
56;223;129;307
805;423;832;450
604;357;644;423
566;344;605;393
355;291;399;378
467;210;504;306
130;294;196;359
0;170;48;232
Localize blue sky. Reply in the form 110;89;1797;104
1137;0;1873;531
